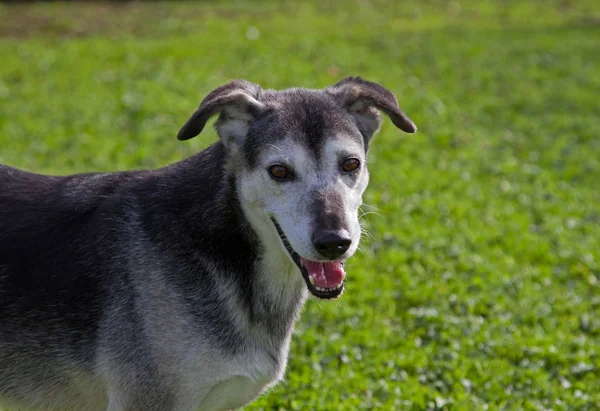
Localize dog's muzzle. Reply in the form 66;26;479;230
271;218;345;299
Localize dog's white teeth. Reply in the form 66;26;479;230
309;276;316;286
313;284;342;292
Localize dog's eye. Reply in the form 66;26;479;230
342;158;361;173
268;164;290;180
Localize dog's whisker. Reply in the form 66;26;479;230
360;203;384;212
265;143;284;153
359;211;384;219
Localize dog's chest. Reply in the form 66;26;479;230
197;374;274;411
171;253;306;410
185;342;288;411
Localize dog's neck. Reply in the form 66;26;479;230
140;142;307;344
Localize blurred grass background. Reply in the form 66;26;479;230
1;0;599;409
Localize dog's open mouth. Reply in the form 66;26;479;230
271;218;345;299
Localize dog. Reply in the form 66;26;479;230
0;77;416;411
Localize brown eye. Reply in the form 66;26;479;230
269;164;290;180
342;158;360;173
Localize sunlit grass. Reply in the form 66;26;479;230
1;0;599;409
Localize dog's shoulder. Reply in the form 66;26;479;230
0;164;150;215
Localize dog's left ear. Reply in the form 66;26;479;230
177;80;266;151
326;77;417;145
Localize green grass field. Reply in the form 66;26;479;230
1;0;599;409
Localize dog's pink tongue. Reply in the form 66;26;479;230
300;258;345;288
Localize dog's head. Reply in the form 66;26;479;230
178;77;416;299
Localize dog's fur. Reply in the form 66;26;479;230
0;77;416;411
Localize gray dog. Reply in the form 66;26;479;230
0;77;416;411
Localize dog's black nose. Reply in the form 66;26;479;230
313;230;351;259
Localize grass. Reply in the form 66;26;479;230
1;0;599;409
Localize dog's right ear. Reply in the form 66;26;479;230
177;80;266;151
